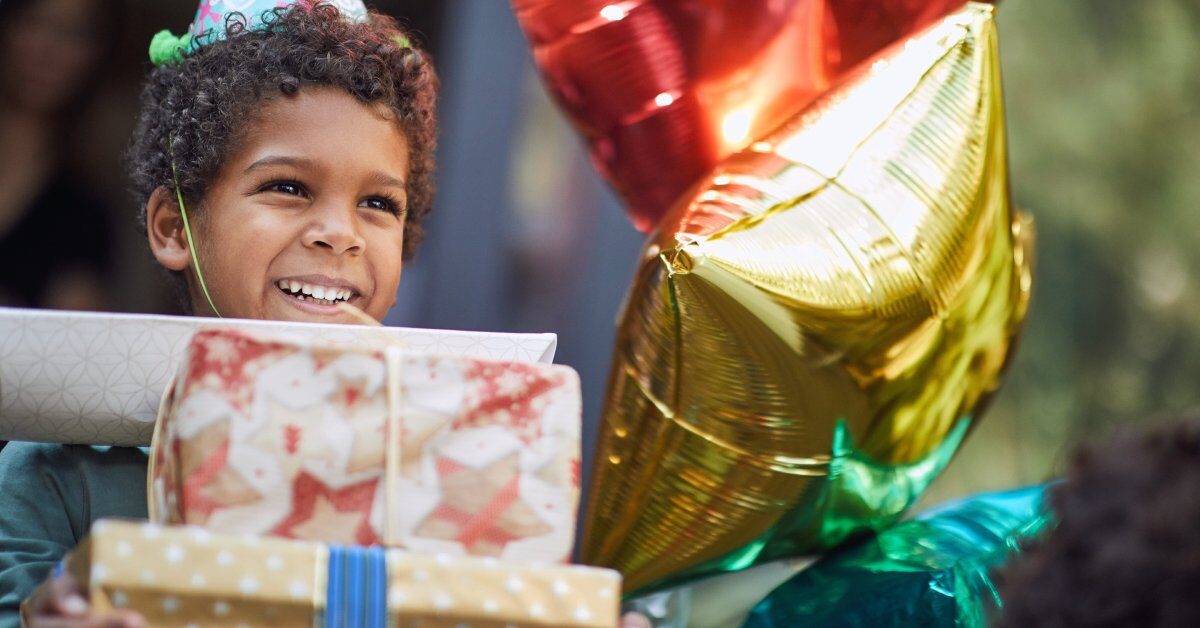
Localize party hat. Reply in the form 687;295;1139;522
151;0;369;65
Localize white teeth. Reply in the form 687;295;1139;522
278;280;352;303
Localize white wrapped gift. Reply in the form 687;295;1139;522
0;308;557;446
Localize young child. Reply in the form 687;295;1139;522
0;1;437;624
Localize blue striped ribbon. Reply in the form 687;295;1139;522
325;546;388;628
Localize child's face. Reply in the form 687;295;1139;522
160;87;411;323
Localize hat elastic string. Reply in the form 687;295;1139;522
168;135;222;318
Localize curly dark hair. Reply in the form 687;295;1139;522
997;415;1200;628
127;2;437;271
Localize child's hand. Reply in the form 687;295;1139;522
22;570;145;628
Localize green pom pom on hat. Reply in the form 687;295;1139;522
148;30;192;66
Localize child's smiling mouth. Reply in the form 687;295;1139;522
273;275;364;312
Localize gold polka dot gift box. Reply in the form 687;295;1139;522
49;519;621;627
149;329;582;563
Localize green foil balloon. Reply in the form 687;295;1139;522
744;485;1051;627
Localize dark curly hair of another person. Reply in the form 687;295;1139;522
997;415;1200;628
127;2;437;271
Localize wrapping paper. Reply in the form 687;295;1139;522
0;308;557;445
58;519;621;627
150;329;581;563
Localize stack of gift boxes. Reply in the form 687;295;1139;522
56;326;621;627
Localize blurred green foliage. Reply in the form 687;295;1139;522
922;0;1200;504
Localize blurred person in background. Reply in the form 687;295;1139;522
998;414;1200;627
0;0;118;310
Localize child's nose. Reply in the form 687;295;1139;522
303;202;365;255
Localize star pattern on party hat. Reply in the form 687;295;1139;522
151;0;371;64
196;0;220;26
188;0;369;47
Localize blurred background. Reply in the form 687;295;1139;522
2;0;1198;507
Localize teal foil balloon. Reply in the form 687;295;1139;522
744;485;1051;628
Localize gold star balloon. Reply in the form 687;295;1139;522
581;3;1033;594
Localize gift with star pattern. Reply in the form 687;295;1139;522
149;328;582;563
45;518;620;627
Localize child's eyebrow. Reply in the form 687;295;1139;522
363;171;407;190
244;155;406;189
244;155;317;174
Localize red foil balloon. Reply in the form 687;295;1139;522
512;0;975;231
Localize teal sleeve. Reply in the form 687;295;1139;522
0;443;148;628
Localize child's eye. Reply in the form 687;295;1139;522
359;196;405;215
262;181;307;197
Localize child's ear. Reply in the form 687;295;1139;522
146;186;191;272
